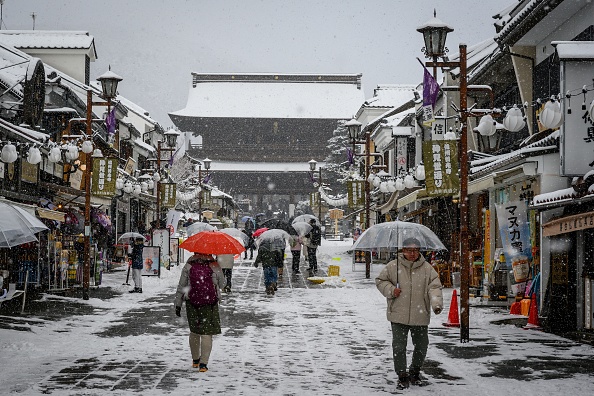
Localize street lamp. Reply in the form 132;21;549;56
82;69;122;300
155;128;180;228
197;158;212;221
308;159;323;221
418;13;473;342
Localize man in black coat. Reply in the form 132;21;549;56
306;219;322;273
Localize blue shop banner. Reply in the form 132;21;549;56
495;200;532;283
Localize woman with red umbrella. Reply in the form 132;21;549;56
175;231;244;372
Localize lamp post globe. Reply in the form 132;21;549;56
96;68;123;100
416;10;454;59
309;159;317;171
345;118;362;141
164;128;180;148
202;157;212;171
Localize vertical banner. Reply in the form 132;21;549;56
495;201;533;283
395;138;408;176
347;180;365;208
422;140;459;196
484;209;492;272
309;192;320;208
92;157;117;197
166;210;182;236
159;183;177;208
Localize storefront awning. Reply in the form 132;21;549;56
542;211;594;237
397;189;428;209
37;208;65;222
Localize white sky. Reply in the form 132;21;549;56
1;239;593;394
2;0;509;127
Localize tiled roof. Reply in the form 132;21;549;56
0;30;95;51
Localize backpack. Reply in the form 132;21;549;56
187;263;218;306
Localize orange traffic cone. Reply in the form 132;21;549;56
523;293;541;330
509;301;521;315
442;289;460;327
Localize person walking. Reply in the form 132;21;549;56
217;253;234;293
129;238;145;293
305;219;321;273
375;237;443;390
253;246;282;295
289;233;303;274
175;252;226;372
242;228;255;260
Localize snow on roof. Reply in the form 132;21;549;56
364;85;416;108
0;118;49;143
532;187;576;207
0;42;32;97
171;74;365;119
0;30;96;60
209;161;321;173
134;138;156;154
553;41;594;60
448;38;499;77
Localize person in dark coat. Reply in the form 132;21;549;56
242;228;255;260
305;219;322;273
129;238;145;293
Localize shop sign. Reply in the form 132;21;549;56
542;211;594;237
201;189;211;205
123;157;136;176
92;157;118;197
495;201;533;282
160;183;177;208
347;180;365;208
21;161;38;183
395;138;407;175
422;140;459;196
310;192;320;208
431;118;446;140
70;168;83;190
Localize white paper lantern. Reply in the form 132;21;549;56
444;129;457;140
367;173;376;183
539;99;563;130
475;114;497;136
27;146;42;164
395;177;405;191
503;106;525;132
404;174;416;189
589;99;594;124
387;179;396;193
133;184;142;197
48;146;62;163
153;172;161;182
81;140;94;154
147;179;155;190
65;144;79;161
140;182;148;192
373;176;381;188
123;182;133;194
415;163;426;181
116;178;124;190
1;143;18;163
379;181;389;193
92;148;103;158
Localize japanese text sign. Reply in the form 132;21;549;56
92;157;117;197
422;140;459;196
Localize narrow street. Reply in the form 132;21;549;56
1;241;593;395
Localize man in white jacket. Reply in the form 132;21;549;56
375;237;443;390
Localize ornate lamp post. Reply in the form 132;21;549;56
197;158;212;221
308;159;323;221
417;14;472;342
82;69;122;300
155;128;180;228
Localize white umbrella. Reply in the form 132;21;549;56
292;214;320;226
351;221;446;252
118;232;147;241
0;202;48;248
186;222;216;236
220;228;249;247
291;222;312;236
257;229;290;251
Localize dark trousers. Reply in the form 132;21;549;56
244;247;254;259
307;247;318;270
291;250;301;271
391;323;429;373
222;268;232;288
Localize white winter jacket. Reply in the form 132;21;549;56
375;253;443;326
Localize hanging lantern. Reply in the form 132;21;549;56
153;172;161;182
589;99;594;124
379;181;389;193
133;184;142;197
539;99;563;129
48;146;62;163
123;181;133;194
475;114;497;136
81;140;94;154
1;142;18;163
140;182;148;192
92;148;103;158
65;144;79;161
27;146;42;165
444;128;457;140
147;179;155;190
502;105;526;132
404;174;416;189
367;173;376;184
415;163;426;181
116;178;124;190
395;177;405;191
373;176;381;188
387;179;396;193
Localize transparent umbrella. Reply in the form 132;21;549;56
186;222;216;236
0;203;48;248
351;221;446;252
292;214;320;226
291;222;312;236
256;229;290;251
220;228;249;247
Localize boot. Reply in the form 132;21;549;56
409;366;428;386
396;371;410;390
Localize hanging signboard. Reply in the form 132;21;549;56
159;183;177;208
495;201;533;283
152;229;170;270
91;157;118;197
21;161;38;183
347;180;365;208
422;140;459;196
431;118;446;141
395;138;408;176
141;246;161;277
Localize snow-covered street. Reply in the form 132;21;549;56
1;239;593;395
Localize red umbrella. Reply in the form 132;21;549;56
252;227;269;238
180;230;245;255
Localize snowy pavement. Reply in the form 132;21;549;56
1;239;593;395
